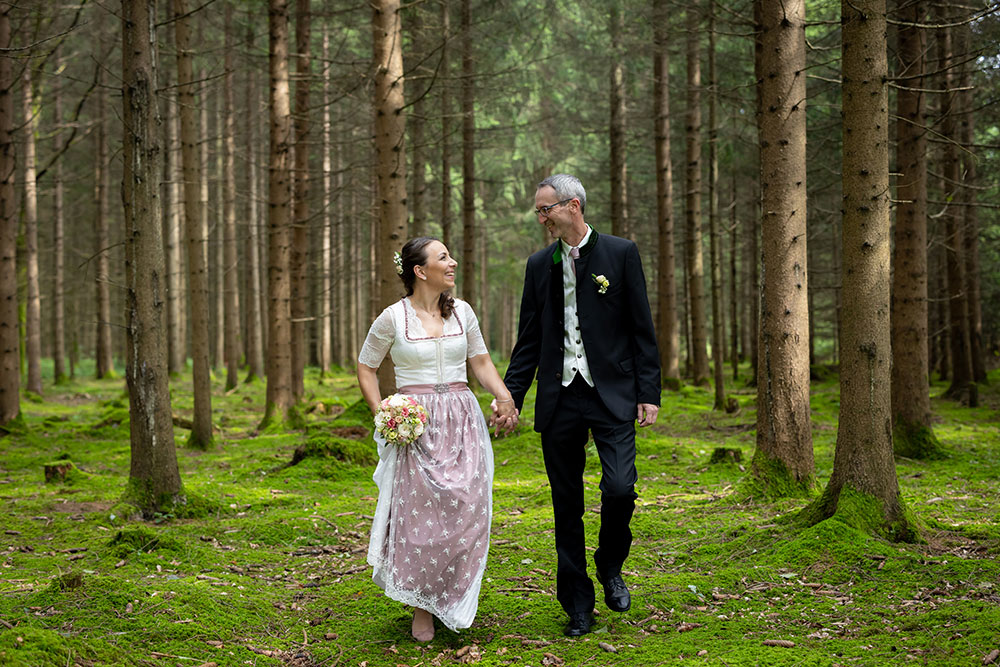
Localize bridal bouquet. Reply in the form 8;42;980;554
374;394;428;446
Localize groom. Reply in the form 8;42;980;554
501;174;661;637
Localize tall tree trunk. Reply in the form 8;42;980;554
22;65;42;396
263;0;296;426
440;0;452;251
707;2;725;410
95;65;114;379
162;3;185;375
748;186;759;385
0;5;18;427
291;0;311;400
750;0;814;496
806;0;913;540
936;12;972;401
121;0;183;513
729;174;739;381
460;0;475;310
373;0;407;397
319;25;332;375
890;3;940;457
334;113;346;367
653;0;679;389
175;0;214;447
684;7;709;385
409;5;427;238
222;2;241;391
52;54;66;384
957;24;984;385
609;2;628;239
244;20;265;383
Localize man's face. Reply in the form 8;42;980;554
534;186;576;241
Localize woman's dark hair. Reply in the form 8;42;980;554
399;237;455;319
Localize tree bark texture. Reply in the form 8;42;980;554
162;7;185;376
95;68;114;379
751;0;814;492
319;25;332;374
439;0;452;251
121;0;183;507
707;3;725;410
52;58;66;384
609;3;628;240
408;6;427;238
890;3;937;451
264;0;295;425
684;7;709;385
653;0;679;387
460;0;475;310
0;6;19;425
815;0;910;538
244;21;264;382
291;0;311;400
223;1;241;391
174;0;213;447
22;65;42;396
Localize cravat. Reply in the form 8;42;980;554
569;246;580;276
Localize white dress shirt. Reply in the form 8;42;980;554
560;226;594;388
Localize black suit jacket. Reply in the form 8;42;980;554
504;230;661;432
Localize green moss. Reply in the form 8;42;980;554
800;484;921;543
894;417;946;459
738;449;815;500
108;526;180;554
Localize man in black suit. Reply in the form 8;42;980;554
500;174;661;637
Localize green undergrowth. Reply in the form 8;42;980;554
0;364;998;666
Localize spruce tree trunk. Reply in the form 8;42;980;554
936;14;972;400
95;68;114;379
319;25;332;375
439;0;452;251
957;25;984;385
460;0;475;310
373;0;407;397
807;0;913;540
729;175;739;381
263;0;296;426
22;65;42;396
223;2;241;391
750;0;814;495
52;59;66;384
0;5;19;426
684;7;709;386
174;0;214;447
162;6;185;376
707;3;725;410
653;0;679;388
890;3;939;457
609;3;628;239
291;0;311;400
244;22;265;383
408;6;427;238
121;0;183;511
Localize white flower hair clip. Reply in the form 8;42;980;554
393;251;403;275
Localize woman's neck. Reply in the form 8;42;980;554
408;286;441;315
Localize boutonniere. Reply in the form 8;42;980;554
591;274;609;295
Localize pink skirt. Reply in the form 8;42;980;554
367;383;494;631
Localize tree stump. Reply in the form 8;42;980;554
44;461;76;483
709;447;742;464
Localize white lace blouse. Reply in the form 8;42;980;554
358;297;489;388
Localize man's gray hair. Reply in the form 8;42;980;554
538;173;586;214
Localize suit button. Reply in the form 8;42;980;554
555;372;562;379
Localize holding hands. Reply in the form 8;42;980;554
489;398;519;437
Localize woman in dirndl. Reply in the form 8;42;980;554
357;237;519;642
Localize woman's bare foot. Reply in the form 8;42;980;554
411;607;435;642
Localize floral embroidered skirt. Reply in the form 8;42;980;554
367;383;494;631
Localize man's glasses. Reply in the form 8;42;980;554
534;198;573;217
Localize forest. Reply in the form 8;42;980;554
0;0;999;665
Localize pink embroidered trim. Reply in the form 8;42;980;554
401;297;464;342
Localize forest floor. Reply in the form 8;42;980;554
1;361;999;667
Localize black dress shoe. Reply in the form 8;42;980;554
563;611;595;637
596;571;631;612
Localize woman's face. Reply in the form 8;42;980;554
416;240;457;290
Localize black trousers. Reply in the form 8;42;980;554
540;374;638;615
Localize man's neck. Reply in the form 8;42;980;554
562;221;589;248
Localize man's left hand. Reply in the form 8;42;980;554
637;403;659;427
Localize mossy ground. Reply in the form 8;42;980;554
1;359;998;666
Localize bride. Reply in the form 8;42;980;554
357;237;518;642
